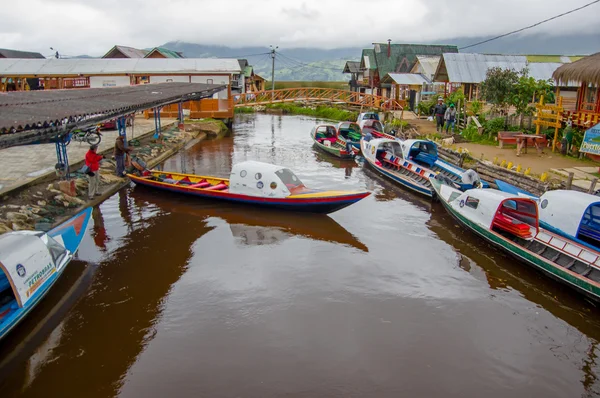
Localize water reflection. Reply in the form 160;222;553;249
92;205;109;252
132;191;368;252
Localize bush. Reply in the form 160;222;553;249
265;103;357;121
389;119;409;129
483;117;506;137
417;97;437;115
469;100;482;116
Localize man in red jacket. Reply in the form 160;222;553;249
85;144;104;200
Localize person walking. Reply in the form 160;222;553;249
432;97;447;133
85;144;104;200
444;104;457;134
114;135;132;177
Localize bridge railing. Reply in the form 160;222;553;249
233;88;404;111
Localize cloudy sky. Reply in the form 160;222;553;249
2;0;599;56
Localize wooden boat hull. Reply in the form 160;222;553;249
431;179;600;302
128;172;369;214
0;208;92;340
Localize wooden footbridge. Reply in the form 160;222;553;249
233;88;405;111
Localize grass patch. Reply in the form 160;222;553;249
265;103;357;121
234;107;256;114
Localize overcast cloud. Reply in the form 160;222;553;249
1;0;598;56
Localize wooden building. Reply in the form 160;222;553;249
342;61;361;92
102;45;184;59
553;52;600;128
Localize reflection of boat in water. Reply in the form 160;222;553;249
142;198;368;252
432;176;600;302
313;149;358;170
0;208;92;341
129;160;369;214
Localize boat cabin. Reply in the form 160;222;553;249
0;231;69;322
401;139;438;167
337;122;362;141
229;161;306;198
312;124;338;144
357;112;381;129
362;119;385;133
451;189;539;239
538;190;600;247
363;138;403;164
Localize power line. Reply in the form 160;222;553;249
276;52;343;71
229;52;271;59
459;0;600;50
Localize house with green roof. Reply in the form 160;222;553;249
372;42;458;98
145;47;185;58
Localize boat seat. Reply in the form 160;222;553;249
0;275;10;293
579;224;600;242
492;213;532;238
205;183;228;191
414;152;436;167
188;181;211;189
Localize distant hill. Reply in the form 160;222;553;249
160;33;599;81
60;33;599;81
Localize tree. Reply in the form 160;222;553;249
510;69;556;126
479;67;519;112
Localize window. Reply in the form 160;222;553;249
275;168;303;189
465;196;479;209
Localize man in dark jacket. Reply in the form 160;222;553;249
431;97;447;133
114;135;132;177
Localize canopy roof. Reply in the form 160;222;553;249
0;48;45;59
539;190;600;237
0;58;242;76
0;82;225;148
553;52;600;85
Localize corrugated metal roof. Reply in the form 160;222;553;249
410;56;440;78
373;43;458;78
146;47;184;58
437;53;578;86
382;73;431;85
105;45;148;58
0;82;226;147
0;58;242;75
0;48;45;59
343;61;361;73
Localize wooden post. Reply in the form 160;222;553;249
588;178;598;194
536;95;543;136
566;172;574;190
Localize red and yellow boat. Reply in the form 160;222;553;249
128;161;370;214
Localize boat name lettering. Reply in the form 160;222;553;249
27;263;54;288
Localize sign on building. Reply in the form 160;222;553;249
580;123;600;155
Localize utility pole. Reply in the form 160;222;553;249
270;45;278;91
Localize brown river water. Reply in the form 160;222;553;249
1;114;600;397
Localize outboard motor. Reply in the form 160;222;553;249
461;169;482;189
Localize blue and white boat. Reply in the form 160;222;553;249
496;180;600;252
360;137;484;198
400;139;489;189
0;207;92;340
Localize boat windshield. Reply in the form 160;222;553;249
578;203;600;245
276;168;304;190
46;235;68;266
363;113;379;121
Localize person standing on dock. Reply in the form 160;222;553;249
444;104;457;134
114;136;132;177
85;144;104;199
432;97;447;133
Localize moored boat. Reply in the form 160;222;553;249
357;112;380;130
401;139;489;188
495;182;600;251
431;176;600;302
337;121;362;154
128;160;370;214
361;138;483;197
362;119;397;140
310;124;354;159
0;207;92;340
